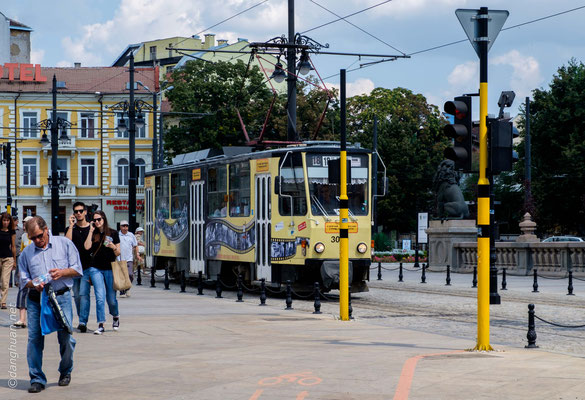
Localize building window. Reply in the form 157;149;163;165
116;113;145;138
56;112;69;138
22;112;38;138
136;158;146;186
80;113;96;138
22;158;37;186
150;46;157;60
80;158;95;186
57;158;68;181
117;158;129;186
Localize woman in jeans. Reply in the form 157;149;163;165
0;212;16;309
82;211;120;335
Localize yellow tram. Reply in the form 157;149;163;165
144;141;383;291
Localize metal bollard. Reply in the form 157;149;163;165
421;263;426;283
197;271;204;295
501;268;507;290
445;264;451;286
164;266;170;290
136;265;142;286
532;269;539;293
398;262;403;282
567;271;574;296
236;274;244;302
472;266;477;288
525;304;539;348
259;278;267;306
180;270;186;293
285;280;293;310
377;262;382;281
348;285;353;319
150;266;156;288
215;275;223;298
313;282;322;314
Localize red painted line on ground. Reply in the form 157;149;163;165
249;389;264;400
393;350;464;400
296;391;309;400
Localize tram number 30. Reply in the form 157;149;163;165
330;236;340;243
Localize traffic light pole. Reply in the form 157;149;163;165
475;6;492;351
339;69;349;321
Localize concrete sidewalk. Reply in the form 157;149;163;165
1;283;584;400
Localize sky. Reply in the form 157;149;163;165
3;0;585;117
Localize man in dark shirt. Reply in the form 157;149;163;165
64;202;91;332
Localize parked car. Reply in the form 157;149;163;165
542;236;584;243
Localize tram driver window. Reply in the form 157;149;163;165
229;162;251;217
278;153;307;216
208;166;227;217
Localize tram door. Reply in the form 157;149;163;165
189;181;205;275
145;187;154;269
255;174;271;281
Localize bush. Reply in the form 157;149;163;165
373;249;427;263
373;232;392;251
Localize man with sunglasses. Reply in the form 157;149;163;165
117;220;140;297
65;202;91;331
19;216;82;393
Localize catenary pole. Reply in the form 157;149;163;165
339;69;349;321
129;53;137;232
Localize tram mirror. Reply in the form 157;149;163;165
274;177;280;194
327;159;351;184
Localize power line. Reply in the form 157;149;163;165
308;0;405;55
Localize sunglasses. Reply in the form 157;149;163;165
74;209;85;214
30;232;45;241
93;218;103;222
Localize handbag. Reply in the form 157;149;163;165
111;260;132;291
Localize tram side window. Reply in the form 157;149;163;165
208;166;227;217
229;162;250;217
170;172;189;219
278;153;307;216
155;175;169;220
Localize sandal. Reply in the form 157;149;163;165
0;304;6;310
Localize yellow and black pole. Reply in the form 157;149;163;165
475;6;492;351
339;69;349;321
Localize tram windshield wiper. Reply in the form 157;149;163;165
311;195;331;221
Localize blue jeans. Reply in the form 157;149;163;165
100;269;119;318
79;267;106;325
27;291;76;385
72;276;81;317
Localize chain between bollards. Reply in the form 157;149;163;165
501;268;507;290
180;270;186;293
398;262;403;282
236;274;244;302
420;263;426;284
136;264;142;286
568;271;574;296
377;262;382;280
472;266;477;288
445;264;451;286
164;266;170;290
285;280;293;310
150;266;156;288
259;278;267;306
313;282;322;314
532;269;539;293
215;274;223;298
197;271;204;295
526;303;539;348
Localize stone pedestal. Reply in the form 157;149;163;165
427;219;477;268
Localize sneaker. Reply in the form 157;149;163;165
77;324;87;333
119;290;126;298
58;374;71;386
94;324;105;335
112;318;119;331
125;289;130;297
28;382;45;393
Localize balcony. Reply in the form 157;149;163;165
111;186;145;196
42;136;76;157
43;184;76;199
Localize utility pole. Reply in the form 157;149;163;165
129;53;137;232
51;75;60;235
524;97;532;213
152;91;158;169
286;0;298;142
339;68;349;321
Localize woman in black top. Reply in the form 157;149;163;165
0;212;16;309
84;211;121;334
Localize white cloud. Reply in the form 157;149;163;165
326;78;375;97
491;49;542;100
447;61;477;88
30;49;45;64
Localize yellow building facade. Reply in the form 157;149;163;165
0;64;157;230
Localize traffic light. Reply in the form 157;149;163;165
488;118;518;174
443;96;472;172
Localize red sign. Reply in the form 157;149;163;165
107;199;144;210
298;221;306;231
0;63;47;82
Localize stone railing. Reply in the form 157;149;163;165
453;242;585;275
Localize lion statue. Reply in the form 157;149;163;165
433;159;470;219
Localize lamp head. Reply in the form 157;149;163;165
271;62;286;83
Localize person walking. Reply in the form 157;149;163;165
0;212;16;309
65;202;92;331
13;215;33;328
9;215;24;288
18;215;82;393
84;211;121;335
135;227;146;279
118;220;140;297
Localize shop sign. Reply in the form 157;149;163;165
0;63;47;82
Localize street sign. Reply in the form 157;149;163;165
456;9;509;57
418;212;429;244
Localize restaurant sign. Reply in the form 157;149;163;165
0;63;47;82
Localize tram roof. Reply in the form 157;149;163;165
148;141;369;176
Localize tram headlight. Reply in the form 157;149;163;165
357;242;368;254
314;242;325;253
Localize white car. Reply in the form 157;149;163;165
542;236;584;243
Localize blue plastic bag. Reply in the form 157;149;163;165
40;290;61;336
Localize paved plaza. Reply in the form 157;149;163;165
1;268;584;399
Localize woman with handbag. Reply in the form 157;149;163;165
0;212;16;309
84;211;120;335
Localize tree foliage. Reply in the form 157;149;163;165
346;87;448;233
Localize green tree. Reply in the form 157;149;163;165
346;87;449;233
518;59;585;235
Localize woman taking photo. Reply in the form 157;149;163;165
0;212;16;309
84;211;121;335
